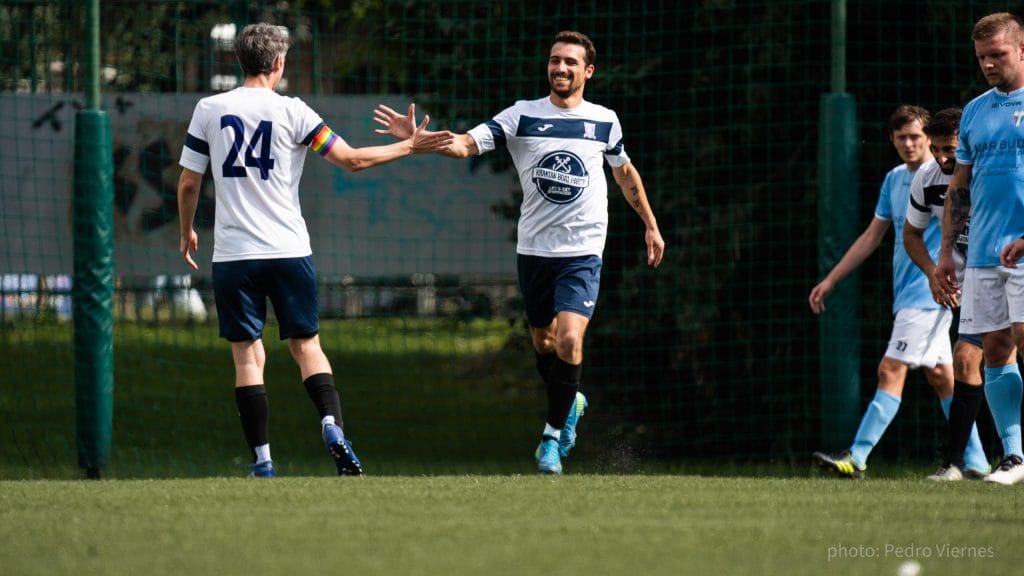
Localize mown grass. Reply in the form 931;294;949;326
1;475;1021;576
0;317;540;479
4;318;1023;575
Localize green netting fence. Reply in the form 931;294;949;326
2;0;1020;478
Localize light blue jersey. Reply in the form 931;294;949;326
875;164;942;313
956;86;1024;267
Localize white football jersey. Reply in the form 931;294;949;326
179;87;343;262
906;158;969;282
468;97;630;257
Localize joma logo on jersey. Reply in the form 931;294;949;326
532;151;589;204
583;122;596;139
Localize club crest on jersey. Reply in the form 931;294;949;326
532;151;589;204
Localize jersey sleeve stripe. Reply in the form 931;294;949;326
485;120;506;148
909;195;930;213
607;139;624;155
185;133;209;156
303;123;339;157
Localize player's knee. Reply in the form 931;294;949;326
876;359;900;382
554;332;583;360
953;349;982;379
288;335;322;359
924;373;949;394
532;334;555;354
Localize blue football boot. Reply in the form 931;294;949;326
323;423;364;476
559;392;588;458
535;437;562;475
249;460;276;478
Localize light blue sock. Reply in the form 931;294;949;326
940;396;990;472
984;364;1024;458
849;389;901;468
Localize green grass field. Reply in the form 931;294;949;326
1;475;1021;576
1;317;543;478
3;318;1023;575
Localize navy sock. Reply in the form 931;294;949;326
546;358;581;430
235;385;269;460
947;381;985;468
535;351;557;383
303;373;343;428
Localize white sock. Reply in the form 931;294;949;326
543;423;561;440
321;415;335;429
254;444;271;464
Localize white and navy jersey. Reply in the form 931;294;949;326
468;97;630;258
179;87;343;262
956;86;1024;267
874;163;942;313
906;158;969;282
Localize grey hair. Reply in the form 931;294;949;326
235;23;290;77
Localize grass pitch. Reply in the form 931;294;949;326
1;474;1020;576
3;318;1022;575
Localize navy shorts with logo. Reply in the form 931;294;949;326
517;254;602;328
212;256;320;342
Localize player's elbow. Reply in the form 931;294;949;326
343;159;369;172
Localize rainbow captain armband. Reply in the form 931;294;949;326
307;124;339;157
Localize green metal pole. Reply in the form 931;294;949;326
818;0;860;448
73;0;114;479
831;0;846;94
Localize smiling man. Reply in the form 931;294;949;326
374;30;665;475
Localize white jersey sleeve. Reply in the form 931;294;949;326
905;159;939;231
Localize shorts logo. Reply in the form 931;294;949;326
583;300;595;308
895;340;908;352
532;150;589;204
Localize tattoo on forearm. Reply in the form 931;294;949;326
949;187;970;231
630;185;639;197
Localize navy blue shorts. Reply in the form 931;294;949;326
517;254;602;328
958;332;983;348
212;256;320;342
952;306;982;348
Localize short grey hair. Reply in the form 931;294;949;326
235;23;290;77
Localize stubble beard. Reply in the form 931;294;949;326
551;80;581;99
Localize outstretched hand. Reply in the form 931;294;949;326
374;103;453;153
374;103;416;140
